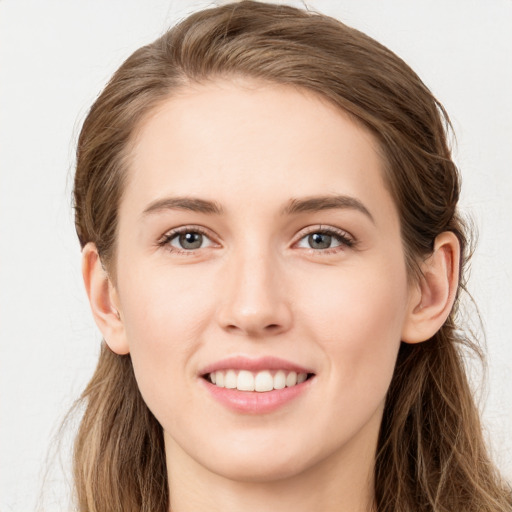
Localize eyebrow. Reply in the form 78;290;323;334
282;195;374;223
142;197;224;216
141;194;374;223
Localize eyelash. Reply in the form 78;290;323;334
158;225;355;255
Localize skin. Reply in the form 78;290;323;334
83;79;459;512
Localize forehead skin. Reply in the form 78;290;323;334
121;79;400;249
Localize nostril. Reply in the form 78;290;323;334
224;323;283;335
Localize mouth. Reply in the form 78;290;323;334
199;357;316;414
202;369;315;392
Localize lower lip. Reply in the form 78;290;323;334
200;377;314;414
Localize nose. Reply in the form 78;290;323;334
216;247;292;337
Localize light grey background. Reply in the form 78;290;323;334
1;1;511;510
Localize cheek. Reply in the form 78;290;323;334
116;264;218;416
302;256;407;331
120;261;217;344
298;256;408;403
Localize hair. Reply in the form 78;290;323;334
71;2;511;511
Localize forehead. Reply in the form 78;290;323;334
123;79;397;224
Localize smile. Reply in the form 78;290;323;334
206;369;311;392
199;356;316;413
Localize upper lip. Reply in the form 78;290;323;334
199;356;314;376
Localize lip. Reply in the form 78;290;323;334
200;376;314;414
199;356;315;414
199;355;314;376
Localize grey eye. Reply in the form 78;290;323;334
171;232;205;250
296;229;352;251
307;233;333;249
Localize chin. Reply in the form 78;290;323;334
203;450;314;483
191;428;336;483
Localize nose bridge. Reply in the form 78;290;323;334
217;240;291;336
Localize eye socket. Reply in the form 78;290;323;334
295;228;354;251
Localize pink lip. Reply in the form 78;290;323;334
200;376;314;414
199;356;313;376
198;356;315;414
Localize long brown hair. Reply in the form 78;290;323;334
72;2;511;511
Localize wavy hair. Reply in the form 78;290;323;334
72;2;511;510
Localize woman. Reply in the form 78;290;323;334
72;1;511;511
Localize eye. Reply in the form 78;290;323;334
295;227;354;252
159;227;216;253
172;232;206;250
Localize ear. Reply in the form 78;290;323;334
82;242;130;355
401;231;460;344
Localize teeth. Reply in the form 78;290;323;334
254;370;273;392
286;371;297;387
225;370;237;389
297;373;307;384
208;369;310;392
274;370;286;390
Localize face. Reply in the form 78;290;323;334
111;79;415;483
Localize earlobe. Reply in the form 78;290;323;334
82;242;130;355
401;231;460;344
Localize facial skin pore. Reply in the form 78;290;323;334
83;79;459;512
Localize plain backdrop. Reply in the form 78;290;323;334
1;1;511;510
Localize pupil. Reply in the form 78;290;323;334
179;232;202;249
309;233;331;249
